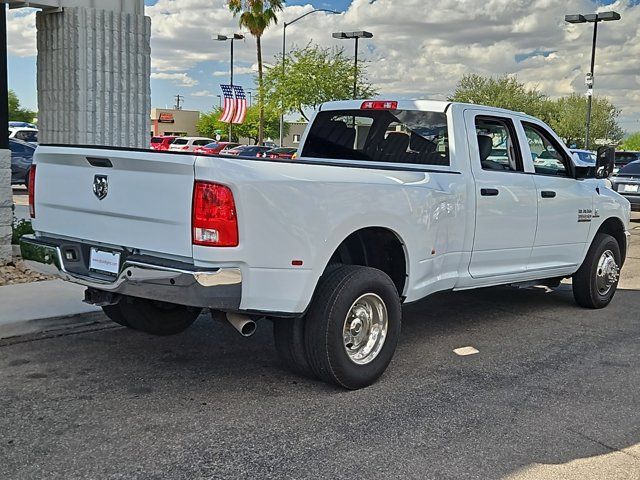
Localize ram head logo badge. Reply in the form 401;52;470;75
93;175;109;200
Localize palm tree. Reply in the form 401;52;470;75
228;0;283;145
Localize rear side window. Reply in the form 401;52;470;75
15;130;37;142
302;109;449;166
172;138;188;145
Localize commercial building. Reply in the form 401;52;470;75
150;108;200;137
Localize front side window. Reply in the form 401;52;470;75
475;117;522;172
523;123;569;176
301;109;449;166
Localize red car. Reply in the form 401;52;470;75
194;142;240;155
150;136;177;151
263;147;298;160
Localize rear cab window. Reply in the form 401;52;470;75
301;108;449;167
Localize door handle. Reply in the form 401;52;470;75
541;190;556;198
480;188;499;196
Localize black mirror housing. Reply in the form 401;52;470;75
595;146;615;178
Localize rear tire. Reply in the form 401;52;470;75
102;304;131;328
304;265;401;390
573;233;621;309
108;296;202;335
273;317;315;378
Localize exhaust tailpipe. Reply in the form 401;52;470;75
226;313;257;337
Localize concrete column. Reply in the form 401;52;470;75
35;2;151;148
0;150;11;263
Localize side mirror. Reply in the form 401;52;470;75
595;146;615;179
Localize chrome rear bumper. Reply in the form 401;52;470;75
19;235;241;310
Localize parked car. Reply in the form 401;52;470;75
21;99;630;390
224;145;272;157
9;138;36;186
610;160;640;211
150;135;177;151
9;127;38;145
614;151;640;173
9;121;37;128
570;149;596;166
168;137;215;153
194;142;240;155
263;147;297;159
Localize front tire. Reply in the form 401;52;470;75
304;265;401;390
105;296;202;335
573;233;621;309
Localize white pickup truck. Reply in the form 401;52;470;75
21;100;630;389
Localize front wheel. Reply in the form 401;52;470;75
304;265;401;390
573;233;621;309
105;296;202;335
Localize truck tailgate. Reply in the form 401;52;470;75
34;146;196;259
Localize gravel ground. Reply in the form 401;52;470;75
0;258;52;286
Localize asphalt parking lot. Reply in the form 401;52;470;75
1;215;639;479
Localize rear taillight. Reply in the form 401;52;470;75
361;100;398;110
192;182;238;247
28;165;36;218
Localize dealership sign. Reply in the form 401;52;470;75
158;113;175;123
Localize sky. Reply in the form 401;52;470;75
6;0;640;131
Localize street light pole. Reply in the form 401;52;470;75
332;31;374;100
565;11;621;149
215;33;244;142
279;9;341;147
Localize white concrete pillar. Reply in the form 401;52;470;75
0;149;11;263
35;2;151;147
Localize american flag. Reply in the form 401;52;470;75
219;84;235;123
231;85;247;124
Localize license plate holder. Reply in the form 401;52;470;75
89;248;121;276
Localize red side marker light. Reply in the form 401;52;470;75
292;260;303;266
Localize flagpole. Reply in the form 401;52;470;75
229;38;234;142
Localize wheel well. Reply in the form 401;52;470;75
326;228;407;296
597;217;627;264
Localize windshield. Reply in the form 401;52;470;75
302;109;449;166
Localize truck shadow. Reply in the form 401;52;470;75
2;285;639;479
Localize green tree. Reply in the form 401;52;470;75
549;94;624;148
8;90;36;123
448;74;623;149
621;132;640;150
198;104;285;144
228;0;283;145
263;43;378;121
448;74;553;123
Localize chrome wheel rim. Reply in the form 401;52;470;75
343;293;388;365
596;249;619;296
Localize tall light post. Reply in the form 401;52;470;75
565;11;621;149
279;8;341;147
332;31;373;100
215;33;244;141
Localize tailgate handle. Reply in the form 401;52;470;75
86;157;113;168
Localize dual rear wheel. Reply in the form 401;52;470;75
274;265;402;390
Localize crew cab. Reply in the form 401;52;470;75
21;100;630;389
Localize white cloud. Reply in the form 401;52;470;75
192;90;214;97
7;9;37;57
150;72;199;87
6;0;640;129
212;65;257;76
